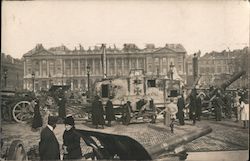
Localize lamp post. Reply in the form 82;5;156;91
32;71;35;92
87;64;90;98
4;68;8;88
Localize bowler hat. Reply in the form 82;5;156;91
48;116;58;126
64;116;75;126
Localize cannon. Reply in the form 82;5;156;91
207;70;246;101
0;85;87;123
199;71;246;118
74;125;212;160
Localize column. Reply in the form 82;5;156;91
40;61;42;77
122;58;124;76
78;79;81;88
85;59;88;76
114;58;117;75
100;59;102;76
61;59;63;75
47;60;49;76
92;59;95;76
128;58;131;71
107;58;109;76
78;59;80;76
70;59;73;76
136;58;138;69
24;61;26;76
144;57;147;74
160;58;162;75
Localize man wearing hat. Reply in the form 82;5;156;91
39;116;60;160
105;97;115;127
62;115;82;160
92;95;105;129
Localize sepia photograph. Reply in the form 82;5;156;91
1;0;249;161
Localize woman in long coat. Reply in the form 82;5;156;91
63;116;82;160
92;96;105;129
31;98;43;130
105;97;115;127
240;98;249;129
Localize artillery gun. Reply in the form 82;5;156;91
93;69;183;125
64;125;212;160
199;70;246;118
0;84;87;123
1;125;212;161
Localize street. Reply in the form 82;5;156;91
1;117;249;161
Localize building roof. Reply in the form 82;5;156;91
23;43;187;57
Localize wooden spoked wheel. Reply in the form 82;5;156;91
12;101;34;123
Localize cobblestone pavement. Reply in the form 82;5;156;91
1;117;249;157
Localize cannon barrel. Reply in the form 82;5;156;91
147;125;212;159
220;70;246;90
185;75;201;101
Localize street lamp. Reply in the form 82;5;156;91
3;68;8;88
32;71;35;92
87;64;91;98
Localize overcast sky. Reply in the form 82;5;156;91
2;0;249;59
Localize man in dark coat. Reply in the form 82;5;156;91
39;116;60;160
224;92;232;119
31;98;43;130
92;96;105;129
63;116;82;160
105;97;115;127
213;93;223;121
196;94;203;121
56;88;66;119
177;95;185;125
189;89;197;125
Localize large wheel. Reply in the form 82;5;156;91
12;101;34;123
7;140;27;160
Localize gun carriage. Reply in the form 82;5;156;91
92;69;183;125
1;84;88;123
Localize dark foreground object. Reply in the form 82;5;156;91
75;125;212;160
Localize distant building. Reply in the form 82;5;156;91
22;43;187;91
187;47;249;89
1;53;23;90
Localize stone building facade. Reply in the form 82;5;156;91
22;43;187;91
186;47;249;89
1;53;23;90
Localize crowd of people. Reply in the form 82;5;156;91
30;86;248;160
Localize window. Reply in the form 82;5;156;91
117;58;122;76
48;61;55;75
134;79;142;84
147;80;156;87
87;59;93;73
72;60;78;75
95;59;100;75
131;59;136;69
80;59;85;75
138;58;144;69
55;59;62;74
123;59;129;75
65;60;71;75
109;58;115;75
33;60;40;76
73;79;78;89
81;79;86;89
101;84;109;98
42;60;47;76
